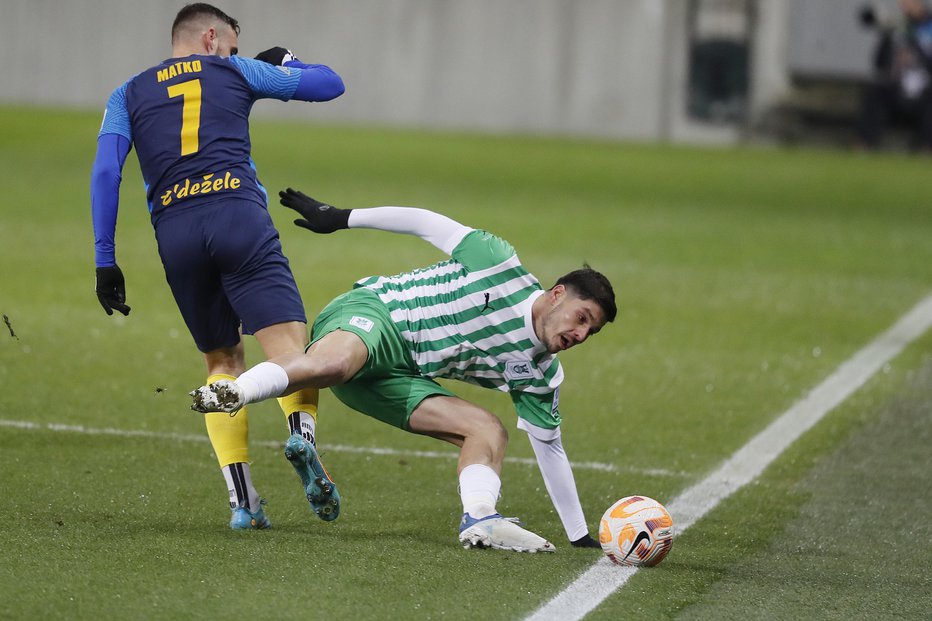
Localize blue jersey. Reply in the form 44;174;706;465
92;53;342;267
99;55;303;215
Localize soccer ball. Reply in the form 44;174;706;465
599;495;674;567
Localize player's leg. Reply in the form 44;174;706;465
189;330;369;409
191;287;377;412
408;396;508;478
217;287;395;522
154;205;268;530
252;323;363;522
202;342;270;529
275;330;371;521
213;201;317;441
325;372;555;552
409;397;555;553
210;200;333;522
209;289;394;521
253;320;318;443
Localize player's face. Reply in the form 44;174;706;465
538;286;607;353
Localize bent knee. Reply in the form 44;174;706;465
473;410;508;445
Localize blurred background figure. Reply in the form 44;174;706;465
857;0;932;150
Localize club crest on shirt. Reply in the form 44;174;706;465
504;359;534;381
349;316;374;332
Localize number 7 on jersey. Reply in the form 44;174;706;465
167;79;202;156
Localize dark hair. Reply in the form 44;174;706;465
553;265;617;323
172;3;240;40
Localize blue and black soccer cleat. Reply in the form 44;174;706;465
284;433;340;522
229;500;271;530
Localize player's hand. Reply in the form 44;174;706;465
95;265;131;316
254;47;297;66
279;188;351;233
570;533;601;549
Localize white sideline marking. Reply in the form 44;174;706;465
526;293;932;621
0;418;684;477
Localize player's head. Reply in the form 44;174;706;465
535;266;616;353
172;3;240;56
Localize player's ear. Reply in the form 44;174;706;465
549;284;566;303
204;27;217;54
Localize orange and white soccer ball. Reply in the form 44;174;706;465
599;495;674;567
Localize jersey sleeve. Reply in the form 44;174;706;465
450;230;519;272
93;83;133;267
98;83;132;141
347;206;472;254
230;55;302;100
523;425;590;541
91;133;132;267
286;59;345;101
229;55;343;102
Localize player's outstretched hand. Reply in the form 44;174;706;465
570;533;602;549
95;265;131;316
254;47;297;66
279;188;351;234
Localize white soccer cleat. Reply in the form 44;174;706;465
458;513;556;553
189;379;245;413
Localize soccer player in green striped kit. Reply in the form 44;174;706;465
191;188;617;553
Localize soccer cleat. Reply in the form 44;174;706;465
190;379;244;413
229;500;271;530
284;433;340;522
458;513;556;553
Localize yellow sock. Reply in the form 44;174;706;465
204;373;250;467
278;388;318;422
279;388;318;443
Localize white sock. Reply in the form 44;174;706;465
222;462;260;513
459;463;501;519
236;361;290;404
287;411;317;445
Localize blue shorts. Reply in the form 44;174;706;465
153;200;306;352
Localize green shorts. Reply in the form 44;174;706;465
310;287;455;430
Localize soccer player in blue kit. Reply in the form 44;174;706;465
90;3;345;530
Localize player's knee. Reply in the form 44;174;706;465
475;411;508;449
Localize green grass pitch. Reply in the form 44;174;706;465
1;105;930;619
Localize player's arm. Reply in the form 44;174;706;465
512;388;600;547
286;57;344;102
237;49;344;103
90;84;133;316
279;188;473;255
519;419;599;547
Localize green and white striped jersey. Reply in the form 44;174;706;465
354;229;564;429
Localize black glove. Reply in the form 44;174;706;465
279;188;352;233
570;533;601;549
254;47;296;66
96;265;131;316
